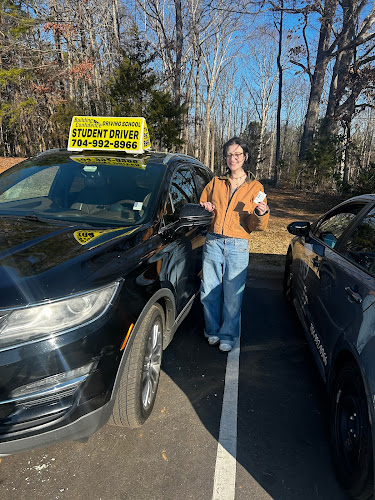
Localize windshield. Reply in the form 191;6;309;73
0;154;165;227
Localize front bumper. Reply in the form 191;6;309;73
0;396;114;456
0;297;133;455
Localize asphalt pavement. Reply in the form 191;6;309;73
0;267;350;500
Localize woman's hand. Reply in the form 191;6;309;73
255;201;268;216
200;201;215;212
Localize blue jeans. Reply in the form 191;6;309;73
200;233;249;346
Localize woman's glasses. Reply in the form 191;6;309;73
226;153;244;160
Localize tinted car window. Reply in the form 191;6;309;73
341;207;375;274
164;167;198;225
313;204;364;249
194;167;212;198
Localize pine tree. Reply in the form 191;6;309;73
108;28;184;150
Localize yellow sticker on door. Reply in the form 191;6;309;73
74;227;137;247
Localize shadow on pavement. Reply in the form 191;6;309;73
162;254;350;499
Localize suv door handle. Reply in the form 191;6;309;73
345;286;363;304
312;256;320;268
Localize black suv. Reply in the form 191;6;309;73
0;149;213;454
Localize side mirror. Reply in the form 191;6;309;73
178;203;214;228
287;221;311;236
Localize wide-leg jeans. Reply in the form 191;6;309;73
200;232;249;346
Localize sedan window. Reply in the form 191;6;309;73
193;167;212;197
164;167;198;225
313;204;364;248
341;207;375;274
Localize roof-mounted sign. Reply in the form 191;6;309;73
67;116;151;154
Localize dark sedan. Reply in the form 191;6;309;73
284;194;375;499
0;149;213;455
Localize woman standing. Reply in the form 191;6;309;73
200;137;269;352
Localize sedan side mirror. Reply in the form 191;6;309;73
178;203;214;228
287;221;311;236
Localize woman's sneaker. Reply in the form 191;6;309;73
219;342;232;352
207;335;219;346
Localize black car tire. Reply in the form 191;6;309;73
330;361;374;500
110;303;164;428
283;250;293;304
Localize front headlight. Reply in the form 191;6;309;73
0;281;120;349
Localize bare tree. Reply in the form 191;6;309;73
201;25;240;167
298;0;339;160
294;0;375;160
274;0;283;185
243;31;279;177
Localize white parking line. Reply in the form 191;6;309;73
212;336;240;500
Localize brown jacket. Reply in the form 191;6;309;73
200;174;269;239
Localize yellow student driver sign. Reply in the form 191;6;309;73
67;116;151;154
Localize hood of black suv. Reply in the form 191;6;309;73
0;217;146;308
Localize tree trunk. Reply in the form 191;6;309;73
112;0;120;50
256;119;266;178
343;122;351;184
194;52;201;160
210;125;215;171
274;2;283;185
204;94;212;168
269;128;276;179
49;0;65;94
299;0;339;160
174;0;183;106
325;0;356;134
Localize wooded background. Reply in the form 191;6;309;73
2;0;375;193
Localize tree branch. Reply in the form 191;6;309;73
290;60;312;83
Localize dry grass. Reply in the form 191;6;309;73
249;186;348;270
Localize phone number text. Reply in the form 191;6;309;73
70;139;138;149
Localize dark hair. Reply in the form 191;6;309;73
222;137;249;159
222;137;249;172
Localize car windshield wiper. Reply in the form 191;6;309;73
0;213;93;227
0;213;49;222
20;214;51;222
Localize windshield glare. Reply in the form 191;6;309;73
0;155;164;227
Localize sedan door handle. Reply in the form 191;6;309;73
345;286;363;304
